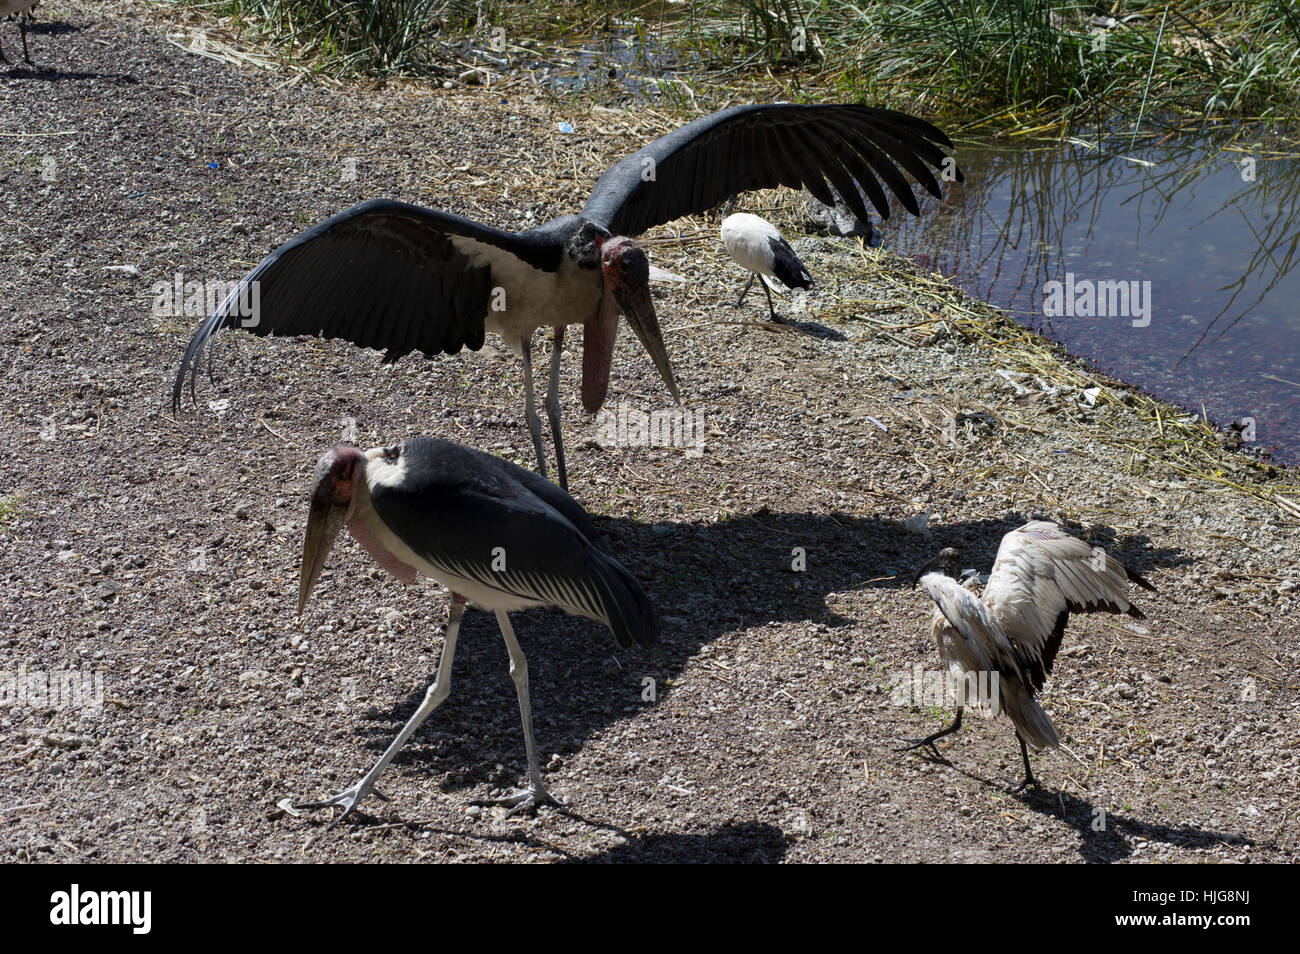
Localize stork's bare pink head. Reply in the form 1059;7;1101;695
298;445;365;616
600;237;679;406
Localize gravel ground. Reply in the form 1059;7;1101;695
1;1;1297;863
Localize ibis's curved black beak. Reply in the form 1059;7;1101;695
912;547;960;587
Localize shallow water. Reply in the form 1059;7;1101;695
884;132;1300;465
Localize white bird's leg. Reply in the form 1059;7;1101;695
473;609;561;815
1012;731;1042;793
759;276;781;322
734;273;756;308
296;598;466;827
897;706;963;761
518;335;550;482
544;325;568;492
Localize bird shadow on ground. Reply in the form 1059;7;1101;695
332;509;1184;812
562;820;788;863
1015;789;1257;863
314;807;787;862
25;22;83;37
771;318;848;340
897;752;1255;863
1;64;138;82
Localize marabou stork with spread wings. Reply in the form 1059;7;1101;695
173;104;961;488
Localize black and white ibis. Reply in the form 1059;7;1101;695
0;0;36;64
173;104;960;488
905;521;1156;790
294;436;657;824
720;212;813;322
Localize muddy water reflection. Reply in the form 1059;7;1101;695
886;133;1300;464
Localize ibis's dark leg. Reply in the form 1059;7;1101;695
20;15;31;64
518;335;550;483
295;598;466;826
0;31;8;64
759;276;780;322
1012;731;1042;793
734;273;756;308
473;610;561;815
543;325;568;491
897;706;963;760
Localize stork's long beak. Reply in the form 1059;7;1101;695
615;278;680;404
298;478;349;616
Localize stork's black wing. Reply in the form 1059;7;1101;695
580;103;960;237
171;199;566;412
370;438;658;650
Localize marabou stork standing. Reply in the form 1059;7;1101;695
173;104;960;489
906;521;1156;791
0;0;37;64
720;212;813;322
294;437;657;824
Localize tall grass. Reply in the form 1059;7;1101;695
172;0;1300;128
178;0;495;74
836;0;1300;127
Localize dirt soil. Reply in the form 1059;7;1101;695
1;1;1297;863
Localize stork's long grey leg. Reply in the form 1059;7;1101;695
518;335;550;482
20;15;31;64
897;706;963;761
544;326;568;491
1012;731;1042;793
734;273;756;308
472;609;561;815
295;598;466;827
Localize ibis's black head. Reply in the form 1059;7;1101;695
299;444;365;616
567;220;612;269
912;547;961;587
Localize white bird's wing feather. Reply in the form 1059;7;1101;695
982;521;1153;690
918;573;1029;685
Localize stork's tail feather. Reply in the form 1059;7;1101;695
997;678;1058;750
593;555;659;650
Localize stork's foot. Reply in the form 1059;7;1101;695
294;781;389;828
472;782;563;817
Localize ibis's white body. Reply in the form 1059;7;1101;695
918;521;1152;751
720;212;784;279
